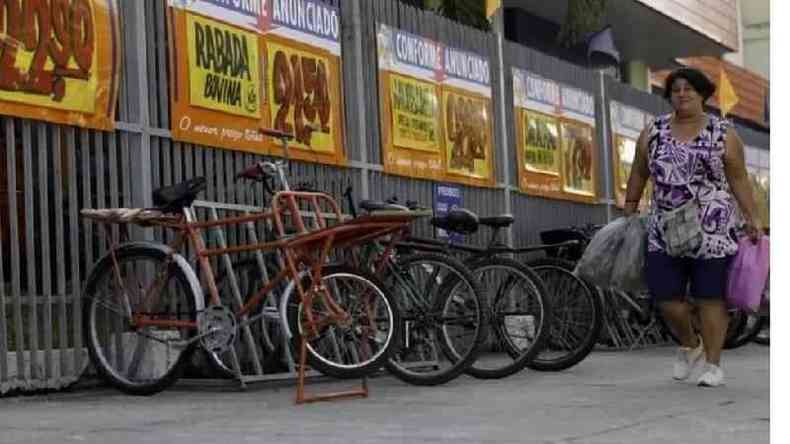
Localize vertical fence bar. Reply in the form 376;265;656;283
37;123;53;381
22;120;39;382
0;119;8;382
52;126;68;378
80;130;94;273
598;71;614;222
6;119;24;381
65;127;83;375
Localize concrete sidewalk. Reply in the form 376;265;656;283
0;344;769;444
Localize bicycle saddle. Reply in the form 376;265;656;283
152;177;207;213
478;214;514;229
431;208;479;235
359;200;409;213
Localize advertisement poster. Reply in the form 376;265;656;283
390;74;440;153
522;110;560;175
434;183;463;243
444;88;491;181
560;121;595;196
377;23;494;187
609;101;653;209
512;69;597;202
745;146;770;227
168;0;346;165
0;0;121;130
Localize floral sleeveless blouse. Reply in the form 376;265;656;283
646;113;739;259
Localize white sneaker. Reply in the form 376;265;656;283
673;338;704;380
697;363;725;387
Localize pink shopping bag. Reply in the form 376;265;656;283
726;236;770;312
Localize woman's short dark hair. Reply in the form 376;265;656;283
663;67;716;102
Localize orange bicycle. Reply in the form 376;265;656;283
80;129;425;402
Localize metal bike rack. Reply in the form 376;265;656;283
179;200;319;388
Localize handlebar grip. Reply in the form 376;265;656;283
259;127;294;140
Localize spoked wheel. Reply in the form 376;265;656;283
524;258;602;371
286;265;401;379
83;245;200;395
754;314;769;345
384;253;487;386
462;257;551;379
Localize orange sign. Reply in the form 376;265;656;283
168;8;345;165
0;0;121;130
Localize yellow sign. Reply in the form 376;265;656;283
0;0;120;130
561;121;595;196
523;110;561;175
444;90;492;180
390;74;440;153
266;41;336;154
615;135;637;191
187;13;260;118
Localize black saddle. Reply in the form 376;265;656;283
478;214;514;229
152;177;207;213
430;208;479;235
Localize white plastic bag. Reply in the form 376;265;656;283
574;217;628;288
574;216;647;292
610;216;648;293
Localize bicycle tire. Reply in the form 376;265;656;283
754;316;769;345
285;265;401;379
726;312;766;349
523;258;602;372
83;244;200;396
384;253;487;386
461;256;552;379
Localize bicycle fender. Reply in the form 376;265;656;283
83;242;206;314
278;270;310;340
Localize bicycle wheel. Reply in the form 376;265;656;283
83;244;200;395
384;253;487;386
524;258;602;371
754;315;769;345
462;257;551;379
286;265;400;379
725;311;766;349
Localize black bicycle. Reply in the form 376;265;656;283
374;201;601;375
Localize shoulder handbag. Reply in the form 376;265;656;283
658;117;714;257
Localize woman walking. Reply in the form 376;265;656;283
623;67;762;387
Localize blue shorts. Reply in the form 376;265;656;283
645;251;733;302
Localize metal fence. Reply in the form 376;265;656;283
0;0;770;394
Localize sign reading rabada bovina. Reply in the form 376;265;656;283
168;0;346;165
0;0;122;130
513;68;598;203
376;24;495;187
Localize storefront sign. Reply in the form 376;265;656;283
513;68;597;202
434;183;462;243
377;24;494;187
0;0;121;130
168;1;345;165
609;101;653;208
